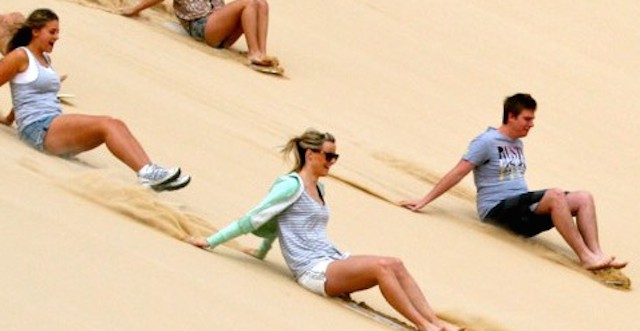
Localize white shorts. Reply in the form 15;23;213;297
297;259;333;297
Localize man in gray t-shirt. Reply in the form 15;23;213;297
401;93;626;271
463;127;528;220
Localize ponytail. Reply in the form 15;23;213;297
281;129;335;172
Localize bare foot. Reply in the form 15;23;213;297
119;7;139;17
437;319;465;331
186;236;209;249
608;257;628;269
263;56;279;66
419;323;444;331
249;56;279;67
582;256;613;270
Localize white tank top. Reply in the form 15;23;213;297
10;47;62;132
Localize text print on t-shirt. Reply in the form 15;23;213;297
497;145;526;181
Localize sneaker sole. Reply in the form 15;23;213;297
153;175;191;192
149;168;181;189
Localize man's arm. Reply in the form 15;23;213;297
120;0;165;17
400;159;475;211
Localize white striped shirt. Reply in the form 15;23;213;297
277;189;347;279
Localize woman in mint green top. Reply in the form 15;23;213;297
190;129;463;331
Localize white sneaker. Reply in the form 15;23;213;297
153;175;191;192
137;163;180;189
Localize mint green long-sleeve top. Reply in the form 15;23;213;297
206;172;306;259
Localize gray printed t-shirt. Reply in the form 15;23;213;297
463;127;528;219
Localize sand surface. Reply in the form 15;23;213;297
1;0;639;330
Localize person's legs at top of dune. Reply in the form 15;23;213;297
1;12;26;55
121;0;277;67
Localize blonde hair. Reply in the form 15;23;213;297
281;129;335;172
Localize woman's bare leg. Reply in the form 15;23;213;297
204;0;272;64
44;114;150;171
254;0;269;55
325;256;462;331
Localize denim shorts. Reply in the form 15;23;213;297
180;14;226;48
18;115;58;151
187;15;209;42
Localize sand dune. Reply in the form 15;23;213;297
1;0;638;330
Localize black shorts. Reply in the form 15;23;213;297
484;190;555;237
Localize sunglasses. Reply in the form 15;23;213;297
311;149;340;162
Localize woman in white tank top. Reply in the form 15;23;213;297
0;9;190;192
